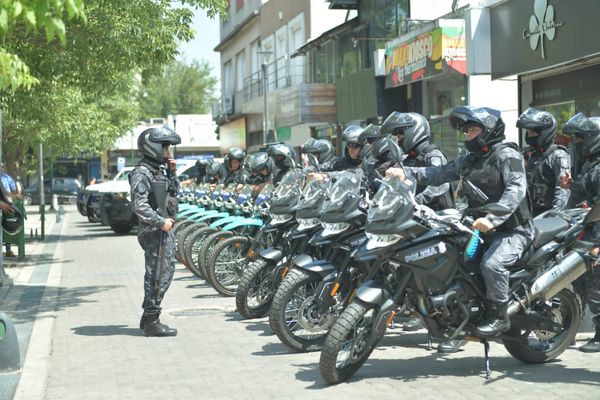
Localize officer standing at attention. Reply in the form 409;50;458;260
516;108;571;216
387;106;534;337
130;126;181;337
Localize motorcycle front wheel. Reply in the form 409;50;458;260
319;300;379;385
503;286;581;364
270;269;337;352
236;259;275;319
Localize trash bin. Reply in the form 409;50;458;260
3;200;26;261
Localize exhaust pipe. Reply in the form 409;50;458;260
508;251;587;316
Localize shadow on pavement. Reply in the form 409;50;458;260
4;284;123;324
174;275;200;282
252;341;298;356
193;293;223;299
242;320;273;337
185;283;210;289
224;311;245;322
294;349;600;388
71;325;145;337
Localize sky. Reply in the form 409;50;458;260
177;8;222;85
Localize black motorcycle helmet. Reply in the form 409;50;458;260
342;125;368;164
225;147;246;171
359;124;390;159
382;112;431;153
247;152;274;184
2;207;24;236
206;162;226;183
269;143;299;170
302;139;335;166
449;106;505;154
195;158;213;182
516;108;557;150
137;126;181;164
563;113;600;158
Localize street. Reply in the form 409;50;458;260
1;205;599;400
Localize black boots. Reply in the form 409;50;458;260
579;323;600;353
475;301;510;337
437;339;467;353
141;314;177;337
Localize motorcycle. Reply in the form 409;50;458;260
319;177;595;384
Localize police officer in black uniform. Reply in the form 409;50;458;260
517;108;571;217
130;126;181;337
223;147;248;184
358;124;403;196
560;113;600;352
206;162;227;184
301;139;335;171
387;106;534;338
269;143;300;185
247;152;275;184
195;158;213;184
382;112;454;210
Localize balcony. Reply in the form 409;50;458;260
326;0;359;10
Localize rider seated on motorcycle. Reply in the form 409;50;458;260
301;138;335;172
307;126;370;185
517;108;571;217
386;106;534;339
269;144;300;185
559;113;600;353
380;111;456;344
224;147;250;185
195;158;213;184
247;152;274;187
358;124;403;196
206;162;227;184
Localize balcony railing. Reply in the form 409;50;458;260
243;54;308;102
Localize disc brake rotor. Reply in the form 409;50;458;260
534;308;563;341
297;294;337;333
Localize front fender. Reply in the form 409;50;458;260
259;247;283;262
196;211;230;223
210;215;244;228
355;281;390;306
297;261;337;278
222;218;264;231
292;254;318;269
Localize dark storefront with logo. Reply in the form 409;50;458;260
490;0;600;173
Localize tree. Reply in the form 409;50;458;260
138;59;218;120
1;0;227;176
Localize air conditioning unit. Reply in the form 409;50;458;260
223;96;234;114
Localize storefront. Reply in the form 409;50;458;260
385;19;468;159
490;0;600;172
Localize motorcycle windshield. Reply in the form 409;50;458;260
322;170;362;214
368;177;413;223
297;178;328;211
271;170;304;205
255;183;274;205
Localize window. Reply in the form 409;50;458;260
236;50;246;92
223;60;233;96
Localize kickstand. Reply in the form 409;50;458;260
482;339;491;379
426;332;433;351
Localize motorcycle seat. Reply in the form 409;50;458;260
532;217;569;249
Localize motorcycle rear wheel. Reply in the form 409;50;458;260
319;300;379;385
503;286;581;364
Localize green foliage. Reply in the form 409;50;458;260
0;0;86;90
1;0;227;174
138;59;218;120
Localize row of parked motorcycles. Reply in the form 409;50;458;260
174;168;599;384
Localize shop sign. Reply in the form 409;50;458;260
522;0;563;60
219;118;246;154
385;21;466;89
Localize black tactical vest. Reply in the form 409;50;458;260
526;145;568;214
460;142;532;230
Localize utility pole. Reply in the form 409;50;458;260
0;99;6;284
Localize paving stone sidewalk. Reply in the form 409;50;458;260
3;206;600;400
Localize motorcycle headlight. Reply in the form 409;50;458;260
320;222;351;237
365;232;403;249
297;218;320;231
270;213;293;225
